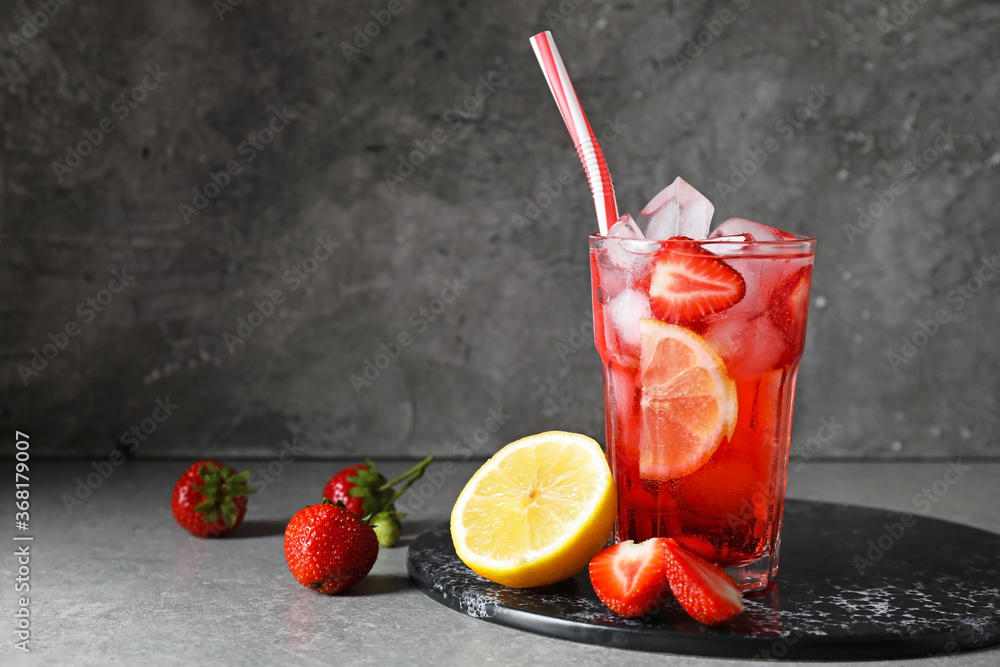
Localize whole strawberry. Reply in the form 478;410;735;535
323;462;388;516
284;499;379;594
171;460;255;538
322;456;432;547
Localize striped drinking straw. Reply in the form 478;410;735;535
529;30;619;235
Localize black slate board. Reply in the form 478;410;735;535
407;500;1000;660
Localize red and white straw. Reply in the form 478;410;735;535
530;30;618;235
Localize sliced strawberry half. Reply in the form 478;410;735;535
589;538;671;618
648;238;746;323
663;538;744;626
767;265;813;345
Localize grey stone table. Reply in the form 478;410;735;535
2;460;998;666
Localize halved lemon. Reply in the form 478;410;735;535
450;431;616;588
639;319;738;479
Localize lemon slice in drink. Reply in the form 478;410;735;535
451;431;616;588
639;319;738;479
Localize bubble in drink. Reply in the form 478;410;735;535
638;177;715;240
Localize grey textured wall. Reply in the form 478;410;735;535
1;0;998;460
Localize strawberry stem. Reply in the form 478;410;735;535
376;456;433;493
380;456;433;509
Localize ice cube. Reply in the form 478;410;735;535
714;256;766;317
606;289;652;363
710;217;796;241
638;177;715;240
703;233;753;255
703;314;788;380
606;214;653;287
707;221;798;318
594;251;626;304
643;198;680;240
608;213;643;239
610;365;640;433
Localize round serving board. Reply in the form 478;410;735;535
407;500;1000;660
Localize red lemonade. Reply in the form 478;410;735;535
526;28;815;596
591;229;815;591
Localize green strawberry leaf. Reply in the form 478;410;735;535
220;504;238;528
195;499;215;514
227;470;251;484
189;462;255;533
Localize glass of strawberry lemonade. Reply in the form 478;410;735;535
591;220;816;592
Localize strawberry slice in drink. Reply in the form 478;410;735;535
646;238;746;323
638;320;738;480
768;265;813;347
